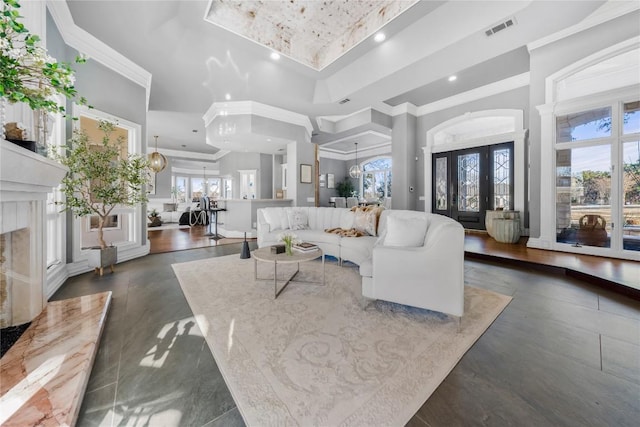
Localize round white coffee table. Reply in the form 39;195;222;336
253;246;325;298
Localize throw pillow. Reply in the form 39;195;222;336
383;215;428;247
352;206;384;236
287;209;309;230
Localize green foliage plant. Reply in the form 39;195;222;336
52;120;149;249
1;0;86;113
335;178;355;198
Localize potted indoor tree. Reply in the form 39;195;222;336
53;120;149;274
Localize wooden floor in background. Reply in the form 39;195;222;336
465;232;639;295
148;225;251;254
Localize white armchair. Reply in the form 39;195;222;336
360;211;465;317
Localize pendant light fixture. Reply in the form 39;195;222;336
148;135;167;173
348;142;362;178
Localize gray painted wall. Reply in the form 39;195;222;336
527;11;640;237
260;153;273;199
318;157;349;206
391;113;417;210
47;10;148;259
294;140;316;206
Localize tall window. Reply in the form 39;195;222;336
173;176;188;202
554;100;640;252
362;158;392;201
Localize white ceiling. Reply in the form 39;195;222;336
64;0;608;155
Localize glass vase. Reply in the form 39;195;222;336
285;241;293;256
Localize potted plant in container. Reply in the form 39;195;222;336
148;208;162;227
52;120;149;275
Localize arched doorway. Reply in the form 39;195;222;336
423;109;527;231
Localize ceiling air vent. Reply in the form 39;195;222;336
485;17;516;37
338;98;350;105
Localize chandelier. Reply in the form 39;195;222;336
148;135;167;173
348;142;362;179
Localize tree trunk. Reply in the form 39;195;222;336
97;217;107;249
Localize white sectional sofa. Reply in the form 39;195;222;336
257;207;378;265
147;200;191;223
257;207;465;317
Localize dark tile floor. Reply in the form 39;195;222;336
51;243;640;427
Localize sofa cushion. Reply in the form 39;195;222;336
294;229;341;246
287;209;309;230
263;208;289;232
383;214;428;247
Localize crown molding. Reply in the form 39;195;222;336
416;72;530;117
154;147;230;161
390;102;418;117
319;141;391;160
528;1;639;52
203;100;314;137
46;0;152;110
171;166;221;176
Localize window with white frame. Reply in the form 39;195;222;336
362;157;392;201
554;100;639;252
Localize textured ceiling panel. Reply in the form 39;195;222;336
205;0;419;70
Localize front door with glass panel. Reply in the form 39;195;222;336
433;142;514;230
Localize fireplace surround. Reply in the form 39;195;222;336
0;139;67;328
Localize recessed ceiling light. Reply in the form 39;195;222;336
448;75;457;82
225;93;231;101
192;129;198;133
374;32;386;42
270;51;281;60
181;144;186;148
267;138;272;142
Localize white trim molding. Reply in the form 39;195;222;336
155;147;230;162
46;0;153;109
319;142;392;161
416;73;530;117
70;105;147;267
423;109;527;234
528;1;640;52
203;100;314;138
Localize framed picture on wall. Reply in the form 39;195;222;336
147;171;156;195
300;164;312;183
319;174;326;187
327;174;335;189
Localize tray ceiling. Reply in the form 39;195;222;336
204;0;419;70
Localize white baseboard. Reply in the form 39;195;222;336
46;264;70;299
67;244;150;277
526;237;552;249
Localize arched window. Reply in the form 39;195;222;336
361;157;392;201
